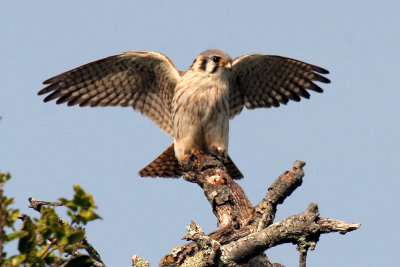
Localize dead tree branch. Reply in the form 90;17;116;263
26;197;105;267
28;197;63;212
255;160;305;229
181;150;254;228
221;203;360;264
153;153;360;266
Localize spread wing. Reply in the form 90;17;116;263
38;51;182;136
228;54;330;118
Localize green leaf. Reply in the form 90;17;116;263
5;230;28;242
59;197;69;204
18;217;37;255
2;196;15;208
7;254;27;266
78;211;101;225
37;207;59;240
73;186;94;209
0;171;11;183
6;208;20;227
65;255;94;267
61;185;101;225
43;251;57;265
67;229;85;244
36;245;57;264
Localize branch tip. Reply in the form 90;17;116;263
132;255;150;267
293;160;306;169
158;156;360;266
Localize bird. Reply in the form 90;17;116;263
38;49;330;179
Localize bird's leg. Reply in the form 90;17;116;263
180;149;202;162
210;146;228;163
191;149;202;156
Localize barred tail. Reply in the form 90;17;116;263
139;143;243;179
225;154;243;179
139;143;182;178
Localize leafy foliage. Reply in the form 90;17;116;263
0;171;101;266
60;185;101;225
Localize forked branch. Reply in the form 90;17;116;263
152;153;360;267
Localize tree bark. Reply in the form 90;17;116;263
136;153;360;267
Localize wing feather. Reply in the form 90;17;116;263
38;51;181;136
229;54;330;118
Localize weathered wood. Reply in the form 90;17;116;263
157;154;360;267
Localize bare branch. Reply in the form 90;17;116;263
317;218;361;234
180;221;221;267
132;255;150;267
0;182;5;266
299;250;307;267
256;160;305;229
158;156;360;266
28;197;63;212
26;197;106;267
221;204;360;264
82;234;105;267
181;151;254;228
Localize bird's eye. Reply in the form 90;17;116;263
212;56;221;63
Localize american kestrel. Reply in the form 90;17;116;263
38;49;330;179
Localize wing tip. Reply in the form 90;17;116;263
42;94;57;103
324;77;331;84
316;67;330;75
37;90;45;96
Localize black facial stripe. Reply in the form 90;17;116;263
211;64;219;73
200;58;207;71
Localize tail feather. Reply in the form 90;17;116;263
139;143;243;179
226;154;243;179
139;143;182;178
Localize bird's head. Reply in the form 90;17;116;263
191;49;232;74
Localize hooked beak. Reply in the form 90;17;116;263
224;61;232;70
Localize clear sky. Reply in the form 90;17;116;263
1;1;399;266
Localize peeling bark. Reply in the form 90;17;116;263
136;153;360;267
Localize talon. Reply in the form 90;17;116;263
181;154;190;161
181;150;202;162
191;149;201;156
212;146;227;156
246;225;257;233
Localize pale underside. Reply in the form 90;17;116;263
172;69;230;160
38;49;330;178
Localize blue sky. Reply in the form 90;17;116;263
1;1;399;266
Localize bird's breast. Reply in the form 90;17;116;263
172;74;229;137
173;76;229;118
